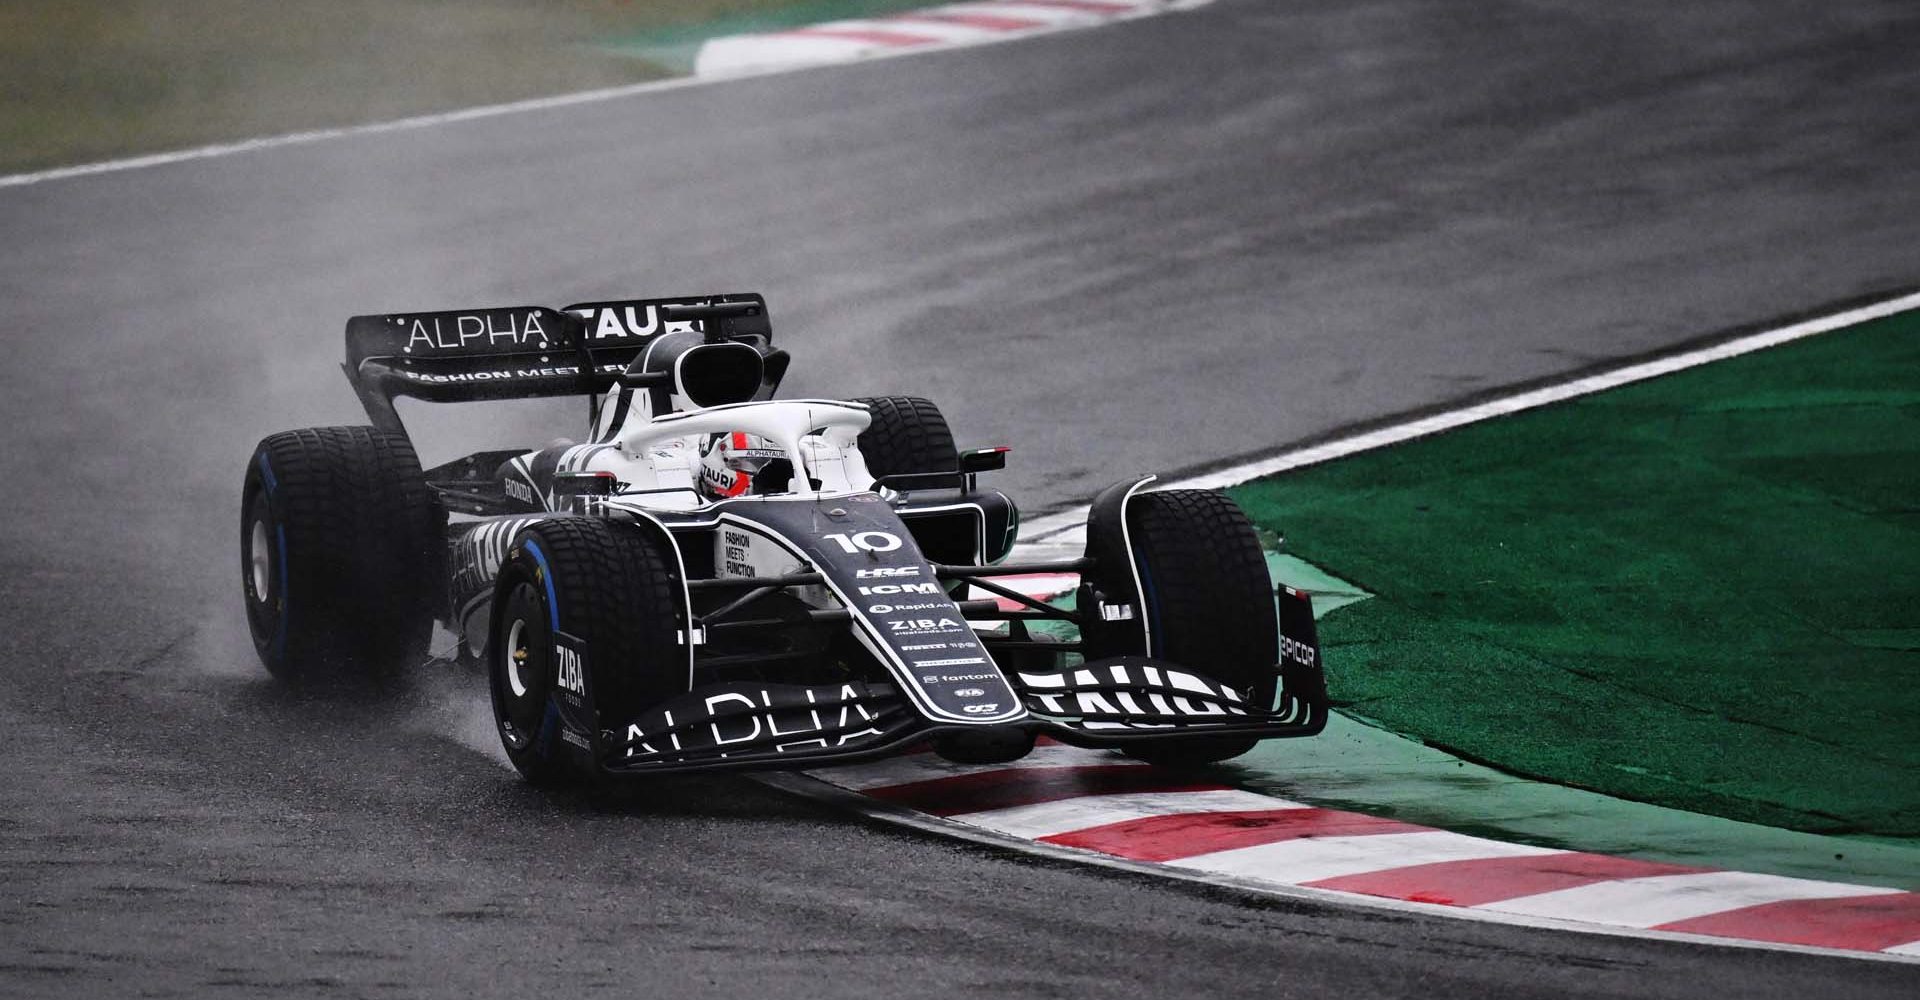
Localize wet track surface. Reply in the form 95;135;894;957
4;0;1920;995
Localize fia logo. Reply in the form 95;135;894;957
555;645;586;696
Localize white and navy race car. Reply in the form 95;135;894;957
240;293;1326;783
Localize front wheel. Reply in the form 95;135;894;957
488;518;688;786
850;395;957;479
1085;489;1277;767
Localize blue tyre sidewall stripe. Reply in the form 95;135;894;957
522;539;560;632
518;537;561;760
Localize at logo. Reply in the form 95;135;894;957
858;582;939;596
856;566;921;579
555;645;585;696
961;703;1001;714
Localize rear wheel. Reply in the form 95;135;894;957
488;518;687;786
240;426;444;684
1086;490;1276;767
851;395;957;478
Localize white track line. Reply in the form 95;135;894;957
0;1;1211;190
1018;289;1920;545
0;77;726;190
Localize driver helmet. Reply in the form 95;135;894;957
697;432;789;499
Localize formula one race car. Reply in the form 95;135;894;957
240;293;1327;783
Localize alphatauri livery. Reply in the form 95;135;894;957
240;293;1327;783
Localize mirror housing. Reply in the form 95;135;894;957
959;447;1010;475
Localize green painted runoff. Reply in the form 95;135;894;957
1231;309;1920;838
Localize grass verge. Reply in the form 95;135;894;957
1231;309;1920;837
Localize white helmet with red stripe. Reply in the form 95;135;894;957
697;431;789;499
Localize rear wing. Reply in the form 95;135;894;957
343;292;770;434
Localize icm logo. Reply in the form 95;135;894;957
858;582;939;596
961;704;1001;714
555;646;585;695
856;566;921;579
954;687;986;698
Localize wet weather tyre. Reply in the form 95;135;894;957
240;426;445;684
488;518;687;786
851;396;957;478
1104;490;1276;768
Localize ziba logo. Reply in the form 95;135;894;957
555;646;585;695
887;618;963;634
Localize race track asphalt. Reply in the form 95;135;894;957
3;0;1918;995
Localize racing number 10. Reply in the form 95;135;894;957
822;531;902;554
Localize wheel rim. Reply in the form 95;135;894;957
495;581;549;751
504;618;530;697
248;519;272;604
